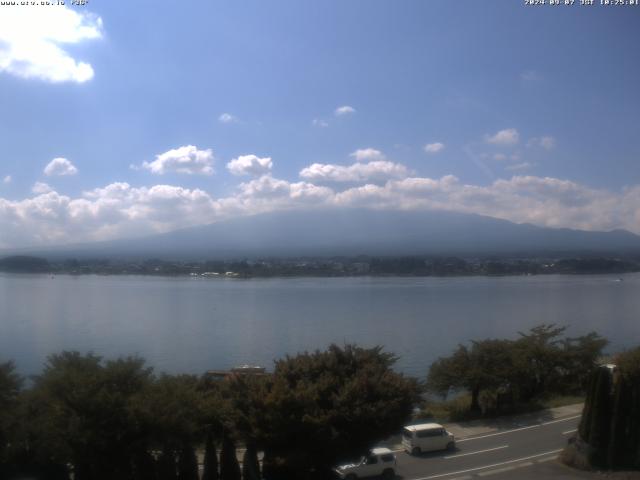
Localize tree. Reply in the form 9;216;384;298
220;431;241;480
242;443;261;480
428;325;609;416
201;430;219;480
0;361;22;476
27;352;154;480
233;344;420;478
177;445;199;480
157;450;178;480
427;340;515;413
134;374;204;452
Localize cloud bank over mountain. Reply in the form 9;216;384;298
1;152;639;249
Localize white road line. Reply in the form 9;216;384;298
456;425;538;442
444;445;509;459
409;449;563;480
540;415;581;426
562;428;578;435
477;465;517;476
536;455;559;463
456;415;581;443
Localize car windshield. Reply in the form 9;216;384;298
402;428;413;440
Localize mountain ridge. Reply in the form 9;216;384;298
5;209;640;260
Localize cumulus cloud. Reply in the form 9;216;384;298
2;175;11;184
218;113;238;124
334;105;356;116
1;170;639;248
31;182;53;194
486;128;519;146
44;157;78;176
0;5;103;83
227;154;273;176
350;148;385;162
312;119;329;128
424;142;445;154
300;161;410;183
140;145;214;175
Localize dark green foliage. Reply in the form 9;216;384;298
132;450;158;480
220;432;241;480
177;445;199;480
157;450;178;480
428;325;607;416
25;352;154;480
576;350;640;470
242;443;261;480
202;431;219;480
587;367;612;467
0;360;22;463
230;344;420;477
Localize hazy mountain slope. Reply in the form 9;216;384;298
16;209;640;260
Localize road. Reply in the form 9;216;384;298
392;413;580;479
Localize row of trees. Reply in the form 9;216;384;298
0;345;420;480
426;325;608;415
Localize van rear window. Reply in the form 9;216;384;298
417;428;443;438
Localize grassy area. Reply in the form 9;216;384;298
417;394;584;423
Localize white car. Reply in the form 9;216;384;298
402;422;455;455
334;447;396;479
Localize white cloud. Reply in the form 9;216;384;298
528;136;556;150
141;145;214;175
350;148;385;162
44;157;78;176
493;153;508;161
0;5;103;83
424;142;445;154
31;182;53;194
312;118;329;128
227;154;273;176
299;161;410;183
2;175;11;184
218;113;238;124
334;105;356;116
486;128;520;146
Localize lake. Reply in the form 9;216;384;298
1;273;639;377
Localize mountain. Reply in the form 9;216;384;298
14;209;640;260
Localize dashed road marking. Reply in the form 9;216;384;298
562;428;577;435
444;445;508;459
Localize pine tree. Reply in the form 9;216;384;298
587;367;612;468
177;445;199;480
220;432;241;480
242;443;261;480
157;450;177;480
202;431;219;480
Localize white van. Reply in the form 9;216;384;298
402;423;455;455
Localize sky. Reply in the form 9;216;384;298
0;0;639;248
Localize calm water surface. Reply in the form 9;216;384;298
1;273;639;377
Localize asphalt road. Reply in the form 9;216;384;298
392;413;581;480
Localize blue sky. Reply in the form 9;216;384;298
0;0;639;247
